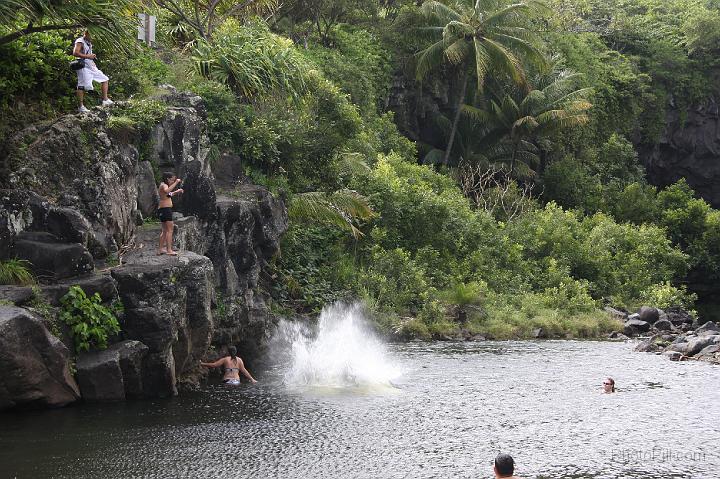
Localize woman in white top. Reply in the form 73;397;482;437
73;29;113;113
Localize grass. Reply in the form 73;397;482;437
390;291;623;341
0;258;36;286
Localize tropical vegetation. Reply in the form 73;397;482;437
2;0;720;339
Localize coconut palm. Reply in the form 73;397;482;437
0;0;138;46
415;0;548;165
462;69;592;175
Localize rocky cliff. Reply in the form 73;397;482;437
641;97;720;208
0;90;287;410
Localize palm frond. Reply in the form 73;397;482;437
461;104;494;124
416;39;449;80
421;1;462;23
337;152;371;179
480;37;525;85
289;190;375;239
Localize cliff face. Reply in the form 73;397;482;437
0;90;287;409
641;98;720;207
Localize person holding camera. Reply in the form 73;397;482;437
157;172;184;256
73;29;113;113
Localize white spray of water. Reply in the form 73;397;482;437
272;302;401;391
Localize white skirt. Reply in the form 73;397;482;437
77;61;109;90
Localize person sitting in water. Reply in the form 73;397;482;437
157;172;183;256
200;346;257;385
494;453;520;479
602;377;616;393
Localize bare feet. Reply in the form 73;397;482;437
166;250;179;256
157;248;166;255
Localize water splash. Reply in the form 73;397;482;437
272;302;401;391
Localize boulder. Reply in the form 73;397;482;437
696;321;719;335
604;307;628;320
111;250;214;397
624;318;651;336
697;344;720;357
40;273;118;306
211;152;246;185
0;189;49;255
638;306;660;324
76;340;149;401
685;335;720;357
11;231;93;280
116;340;149;398
0;285;34;305
533;327;547;339
136;161;159;217
635;335;665;353
0;306;80;410
608;331;630;340
665;307;694;325
663;351;683;361
76;347;125;401
654;318;673;331
666;342;690;354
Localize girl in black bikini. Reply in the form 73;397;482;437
200;346;258;385
157;171;183;256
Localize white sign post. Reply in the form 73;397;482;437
137;13;156;46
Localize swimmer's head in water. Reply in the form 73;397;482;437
494;453;514;477
603;377;616;393
162;171;177;185
228;345;237;359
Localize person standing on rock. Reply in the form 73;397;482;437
200;346;258;385
73;29;114;113
157;172;183;256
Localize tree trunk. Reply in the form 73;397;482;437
0;23;81;46
443;72;469;166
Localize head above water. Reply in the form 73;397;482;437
603;377;616;393
494;453;515;477
162;171;177;185
228;346;237;360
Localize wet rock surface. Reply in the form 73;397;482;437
634;317;720;364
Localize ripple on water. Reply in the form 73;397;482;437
0;340;719;479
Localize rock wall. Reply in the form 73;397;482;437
641;97;720;207
0;90;287;410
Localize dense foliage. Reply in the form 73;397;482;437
60;286;121;353
2;0;719;337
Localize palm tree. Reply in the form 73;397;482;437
415;0;548;165
462;69;592;175
0;0;137;46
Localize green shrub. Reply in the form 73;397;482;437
0;259;35;286
60;286;121;353
639;281;697;312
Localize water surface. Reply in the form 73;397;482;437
2;338;718;479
